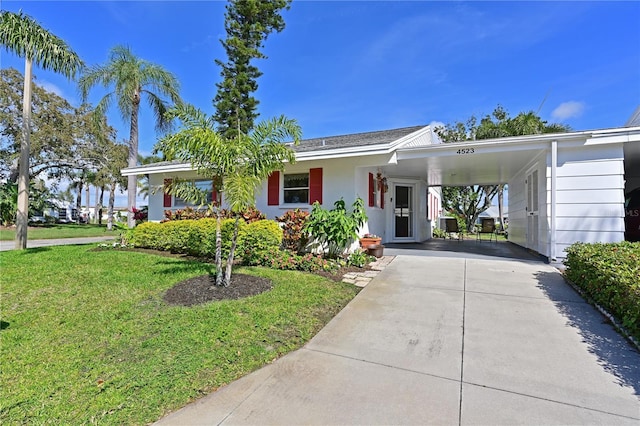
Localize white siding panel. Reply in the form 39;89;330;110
556;189;624;204
555;175;623;191
556;230;624;244
556;217;625;232
556;203;624;217
556;160;623;177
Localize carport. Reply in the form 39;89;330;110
380;126;640;261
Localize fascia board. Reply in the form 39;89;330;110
121;162;194;176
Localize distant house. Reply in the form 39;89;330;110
122;124;640;261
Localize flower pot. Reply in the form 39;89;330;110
366;244;384;258
359;237;381;248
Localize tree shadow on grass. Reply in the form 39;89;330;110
534;270;640;396
151;258;217;276
19;247;51;254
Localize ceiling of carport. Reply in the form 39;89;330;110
386;144;546;187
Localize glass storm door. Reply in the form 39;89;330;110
394;185;413;239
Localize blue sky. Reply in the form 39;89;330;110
2;1;639;206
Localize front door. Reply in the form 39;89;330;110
394;184;414;240
526;168;539;250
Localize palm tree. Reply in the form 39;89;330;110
79;45;181;228
156;104;301;286
0;11;82;249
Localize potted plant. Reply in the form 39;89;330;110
359;233;381;248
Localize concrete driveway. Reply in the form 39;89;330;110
157;255;640;425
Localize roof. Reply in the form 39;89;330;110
122;124;433;175
291;125;427;152
625;106;640;127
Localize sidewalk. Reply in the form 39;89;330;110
0;236;115;251
156;255;640;425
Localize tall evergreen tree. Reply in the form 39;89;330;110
213;0;291;140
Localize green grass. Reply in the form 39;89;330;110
0;223;119;240
0;245;359;424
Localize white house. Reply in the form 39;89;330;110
122;124;640;261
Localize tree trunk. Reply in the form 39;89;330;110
15;57;33;250
97;185;104;225
127;97;140;228
85;183;90;221
107;182;116;231
215;210;223;287
224;217;241;287
75;180;82;224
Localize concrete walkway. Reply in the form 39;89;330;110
156;255;640;425
0;236;115;251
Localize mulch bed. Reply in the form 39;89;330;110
164;273;273;306
93;247;368;306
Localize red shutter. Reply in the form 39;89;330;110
212;181;219;206
268;171;280;206
381;185;385;209
163;179;172;207
309;168;323;204
368;173;375;207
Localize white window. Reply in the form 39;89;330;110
174;179;214;207
283;173;309;204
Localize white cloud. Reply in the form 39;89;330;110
551;101;585;120
429;120;446;131
39;81;64;97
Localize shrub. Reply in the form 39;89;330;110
276;209;310;253
129;218;245;259
129;222;164;249
163;206;265;223
564;242;640;341
245;247;341;274
347;249;375;268
433;228;446;238
304;198;368;257
239;220;283;265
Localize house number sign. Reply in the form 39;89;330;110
456;147;475;154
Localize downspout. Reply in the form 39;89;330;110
550;140;558;262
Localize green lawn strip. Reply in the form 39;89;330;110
0;246;358;424
0;224;119;240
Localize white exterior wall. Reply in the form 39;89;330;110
507;152;547;253
552;144;625;257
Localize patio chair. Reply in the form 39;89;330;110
444;218;463;241
476;218;496;242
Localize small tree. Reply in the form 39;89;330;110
156;104;301;286
304;198;368;258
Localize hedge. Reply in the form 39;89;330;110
564;242;640;342
129;218;283;262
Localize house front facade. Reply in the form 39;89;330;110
122;124;640;261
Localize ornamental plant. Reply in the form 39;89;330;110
276;208;310;253
304;198;368;258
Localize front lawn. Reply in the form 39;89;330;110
0;223;120;240
0;245;359;424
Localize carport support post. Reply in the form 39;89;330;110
550;140;558;262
